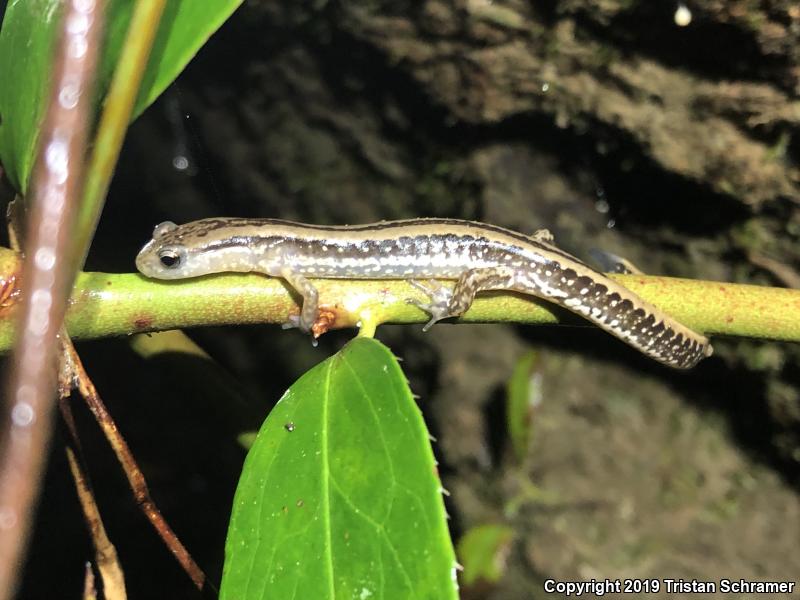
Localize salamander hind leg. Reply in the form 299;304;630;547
588;248;644;275
532;228;555;244
407;267;516;331
406;279;454;331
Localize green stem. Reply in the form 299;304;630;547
71;0;167;270
0;248;797;352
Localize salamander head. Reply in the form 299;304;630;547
135;220;253;279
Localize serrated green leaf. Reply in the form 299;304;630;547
0;0;241;193
221;337;457;600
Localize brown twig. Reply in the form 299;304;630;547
0;2;103;598
747;250;800;289
62;441;128;600
83;562;97;600
58;351;127;600
61;340;208;591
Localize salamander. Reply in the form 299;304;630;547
135;218;713;368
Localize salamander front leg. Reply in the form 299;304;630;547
279;268;320;344
407;267;516;331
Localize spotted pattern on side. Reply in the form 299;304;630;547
520;264;711;369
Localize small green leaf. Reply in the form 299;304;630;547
456;524;514;586
0;0;241;193
236;431;258;450
221;337;457;600
506;350;542;460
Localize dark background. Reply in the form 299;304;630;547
3;1;799;597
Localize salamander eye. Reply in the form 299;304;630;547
158;248;184;269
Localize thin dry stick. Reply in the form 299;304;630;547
7;182;125;600
57;357;127;600
62;444;127;600
747;250;800;289
72;0;168;269
0;2;102;598
61;340;208;590
83;562;97;600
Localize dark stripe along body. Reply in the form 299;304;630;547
136;218;712;369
